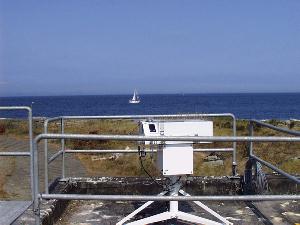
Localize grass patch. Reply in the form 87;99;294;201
77;154;160;177
0;157;16;199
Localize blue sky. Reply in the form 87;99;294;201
0;1;299;96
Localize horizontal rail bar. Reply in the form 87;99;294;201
40;194;300;201
251;119;300;136
250;154;300;184
0;152;31;156
61;113;235;120
45;117;62;123
290;118;300;122
65;149;150;154
48;150;63;163
194;148;234;152
65;148;234;154
0;106;31;111
35;134;300;143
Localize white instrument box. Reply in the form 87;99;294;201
140;121;213;175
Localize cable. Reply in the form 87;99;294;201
167;176;182;187
138;155;164;188
138;147;185;190
138;145;164;188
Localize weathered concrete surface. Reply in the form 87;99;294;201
14;176;300;225
0;201;32;225
252;201;300;225
55;200;264;225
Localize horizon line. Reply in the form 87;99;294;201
1;91;300;98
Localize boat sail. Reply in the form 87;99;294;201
129;90;140;104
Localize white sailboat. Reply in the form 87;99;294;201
129;90;140;104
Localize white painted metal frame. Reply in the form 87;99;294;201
117;177;232;225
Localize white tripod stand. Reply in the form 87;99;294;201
117;176;233;225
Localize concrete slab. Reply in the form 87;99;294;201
0;201;32;225
253;200;300;225
13;176;300;225
55;200;265;225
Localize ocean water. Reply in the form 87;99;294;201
0;93;299;119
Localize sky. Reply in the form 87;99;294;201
0;1;299;96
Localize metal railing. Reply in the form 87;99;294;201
2;109;300;225
0;106;34;201
32;133;300;225
43;113;237;193
248;119;300;184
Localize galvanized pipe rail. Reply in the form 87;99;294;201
0;152;31;156
64;148;234;154
0;106;33;156
2;109;299;224
1;112;296;224
250;154;300;184
33;133;300;225
250;119;300;136
39;133;300;142
40;193;300;202
43;113;237;193
48;150;64;163
0;106;34;202
248;119;300;184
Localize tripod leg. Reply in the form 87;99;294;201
126;212;172;225
179;190;232;225
116;191;168;225
176;211;224;225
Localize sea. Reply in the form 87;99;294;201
0;93;299;120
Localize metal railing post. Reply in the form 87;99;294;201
28;107;34;202
43;117;62;194
33;137;40;225
231;115;237;176
248;121;254;157
44;120;49;194
61;118;65;178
